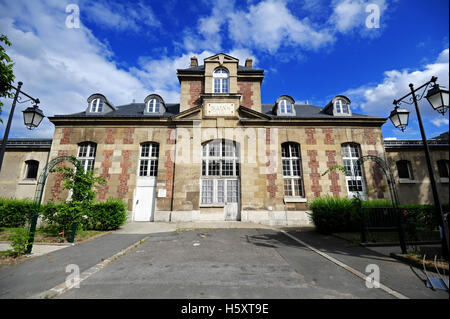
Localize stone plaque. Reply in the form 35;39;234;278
205;103;235;116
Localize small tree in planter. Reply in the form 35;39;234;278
50;158;105;241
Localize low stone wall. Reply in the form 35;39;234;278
152;210;313;226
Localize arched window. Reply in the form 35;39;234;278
281;142;304;197
139;143;159;177
213;68;229;93
147;99;160;113
77;142;97;172
341;143;366;198
396;160;413;180
201;140;239;204
90;98;103;113
24;160;39;179
437;160;449;178
279;99;293;114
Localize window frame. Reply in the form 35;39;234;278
279;99;293;115
335;99;350;115
77;142;97;172
341;143;366;199
90;98;103;113
138;142;159;177
281;142;304;198
24;160;39;180
213;68;229;94
147;99;161;113
396;160;414;181
437;159;449;182
200;140;239;205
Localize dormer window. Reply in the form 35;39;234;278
279;99;293;114
90;98;103;113
213;68;229;93
147;99;160;113
335;99;350;114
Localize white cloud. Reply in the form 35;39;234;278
0;0;152;138
329;0;387;35
345;48;449;120
81;0;161;31
431;118;449;127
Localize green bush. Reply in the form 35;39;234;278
41;198;127;231
309;197;359;234
86;198;128;231
8;228;29;256
0;198;35;227
309;196;448;235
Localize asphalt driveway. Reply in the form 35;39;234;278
56;228;397;299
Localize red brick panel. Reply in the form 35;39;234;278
367;150;385;199
237;80;254;109
164;128;176;198
98;150;113;200
117;150;132;199
307;150;322;197
188;80;203;108
105;128;115;144
60;128;72;145
322;128;335;145
123;128;134;144
364;128;377;145
305;128;316;145
51;150;69;200
326;150;341;197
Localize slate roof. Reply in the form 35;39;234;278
51;102;384;121
52;103;180;118
260;104;385;120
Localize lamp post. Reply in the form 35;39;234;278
0;81;45;172
389;76;449;258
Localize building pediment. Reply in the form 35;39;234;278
204;53;239;65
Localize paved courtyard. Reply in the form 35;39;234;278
1;223;447;299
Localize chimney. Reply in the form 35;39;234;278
190;56;198;67
245;58;253;68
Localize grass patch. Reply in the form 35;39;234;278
0;226;105;244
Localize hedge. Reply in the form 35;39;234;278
1;197;128;231
0;198;35;227
309;196;449;234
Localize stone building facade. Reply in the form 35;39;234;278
40;53;393;225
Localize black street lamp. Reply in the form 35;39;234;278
389;76;449;258
0;81;45;172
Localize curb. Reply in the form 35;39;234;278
30;236;150;299
389;253;448;274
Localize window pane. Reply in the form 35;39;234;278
290;144;299;158
284;179;293;196
26;161;39;179
281;144;289;157
293;179;303;197
208;160;220;175
151;143;159;158
282;159;291;176
217;180;224;203
97;99;103;112
292;159;301;176
437;160;449;178
222;79;229;93
202;180;213;204
202;160;207;176
227;180;238;203
214;79;221;93
222;160;234;176
139;160;148;176
397;161;410;179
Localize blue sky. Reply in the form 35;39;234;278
0;0;448;140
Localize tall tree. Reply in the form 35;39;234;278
0;34;15;123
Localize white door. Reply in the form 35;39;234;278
134;185;156;221
224;179;239;221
